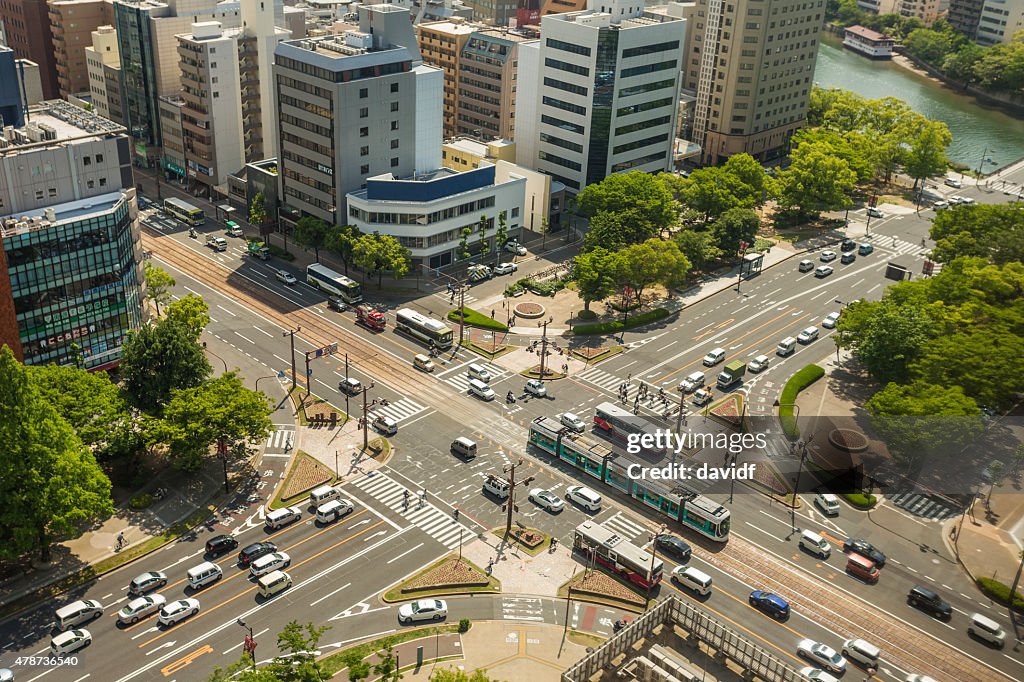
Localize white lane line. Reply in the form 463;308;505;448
310;582;351;607
386;543;425;565
655;341;678;352
216;304;237;316
235;332;255;344
273;354;289;365
253;327;274;338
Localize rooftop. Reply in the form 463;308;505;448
276;35;414;71
474;27;539;43
1;191;127;234
845;25;893;41
419;20;477;35
0;100;124;154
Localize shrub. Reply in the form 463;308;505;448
523;278;566;297
458;618;471;633
575;309;597;321
778;364;825;438
446;306;509;331
129;493;153;510
843;492;877;508
504;284;524;296
976;577;1024;612
268;244;296;261
572;308;670;335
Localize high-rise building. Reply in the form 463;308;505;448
680;0;823;166
0;0;59;98
975;0;1024;45
0;45;26;127
456;27;532;141
0;100;144;370
948;0;985;39
274;4;442;225
418;20;476;139
460;0;518;25
85;24;124;124
515;1;686;192
48;0;115;99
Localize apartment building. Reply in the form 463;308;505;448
85;25;124;124
49;0;115;98
856;0;938;25
0;100;144;370
273;4;442;225
949;0;985;39
976;0;1024;45
0;0;58;98
516;1;686;192
418;21;476;138
0;45;25;127
460;0;517;25
456;27;532;140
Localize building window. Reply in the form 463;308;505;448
390;102;399;112
390;121;399;131
360;164;369;174
541;115;585;135
390;83;399;93
48;188;57;197
83;156;91;166
87;180;95;189
543;77;587;97
360;107;368;118
621;41;680;59
545;58;590;77
511;207;519;218
360;127;369;137
545;38;591;57
361;146;369;156
390;157;399;167
390;139;399;149
542;96;586;116
95;153;103;162
99;178;107;186
35;190;44;199
214;92;220;98
360;87;368;98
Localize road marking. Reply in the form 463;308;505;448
309;582;352;607
253;327;273;338
235;332;254;344
655;341;677;351
387;542;425;564
216;304;237;316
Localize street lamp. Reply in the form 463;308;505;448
788;436;813;539
646;524;667;610
201;341;228;373
237;618;256;671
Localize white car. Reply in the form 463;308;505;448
679;371;705;392
129;570;168;596
275;269;296;285
524;379;547;397
265;506;302;530
504;241;527;256
118;594;167;624
529;488;565;512
866;206;884;218
703;348;726;366
398;598;448;624
944;177;962;188
692;388;712;406
565;485;602;512
799;668;839;682
797;639;846;674
493;262;518;275
560;412;585;433
821;312;841;329
932;200;949;210
814;265;833;278
950;195;975;205
250;551;291;577
50;629;92;656
749;355;770;373
819;250;837;263
158;598;200;626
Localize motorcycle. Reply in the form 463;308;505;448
506;392;516;404
614;617;633;632
189;228;197;239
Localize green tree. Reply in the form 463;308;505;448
120;318;212;412
576;171;677;234
912;329;1024;412
352;232;412;287
458;227;472;260
574;247;618;311
264;621;331;682
0;346;113;562
493;211;508;265
583;209;658;252
943;43;985;85
790;128;873;183
430;670;502;682
249;192;269;239
160;372;272;471
29;364;129;455
477;214;491;255
903;119;952;189
721;153;773;205
143;261;175;317
929;204;1024;265
835;299;936;385
373;642;402;682
326;224;361;275
672;229;722;273
294;216;331;262
164;294;211;342
905;28;957;65
613;239;689;307
680;166;749;225
774;143;857;219
712;207;760;254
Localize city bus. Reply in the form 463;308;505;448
573;520;663;589
395;308;453;350
593;401;664;458
306;263;363;304
163;197;206;226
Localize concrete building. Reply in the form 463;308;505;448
85;25;124;124
17;59;45;105
460;0;517;25
157;93;186;180
49;0;115;99
0;46;25;127
540;0;585;17
515;1;686;192
273;4;442;225
0;100;143;370
418;20;476;138
456;27;533;140
856;0;938;24
679;0;823;166
0;0;59;98
345;164;525;270
949;0;985;39
976;0;1024;45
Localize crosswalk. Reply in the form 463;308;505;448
886;491;961;521
371;398;427;424
432;289;479;306
440;361;508;393
601;512;650;543
577;368;689;417
884;237;933;259
349;471;468;549
264;428;295;454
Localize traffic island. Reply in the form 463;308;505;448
559;570;647;611
463;339;514;359
569;344;624;364
287;386;349;427
706;393;744;427
491;526;551;555
269;451;334;509
521;365;566;380
382;556;500;602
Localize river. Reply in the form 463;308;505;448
813;33;1024;170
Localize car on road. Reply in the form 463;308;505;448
798;667;839;682
529;488;565;512
814;265;833;278
797;327;819;344
205;534;238;557
250;551;292;577
55;599;104;630
158;598;200;626
50;629;92;656
655;534;692;561
565;485;602;512
798;259;815;272
944;177;963;188
907;585;952;620
819;250;837;262
275;269;297;285
266;506;302;530
858;243;874;256
225;221;244;237
524;379;547;397
398;599;448;624
703;348;726;366
821;312;841;329
840;251;856;264
866;206;884;218
493;262;518;275
797;639;846;673
560;412;585;433
679;371;705;392
129;570;169;596
504;241;527;256
749;355;770;373
932;200;949;210
238;541;278;567
749;590;790;619
118;594;166;624
692;388;713;406
950;195;975;205
840;239;856;252
842;538;886;567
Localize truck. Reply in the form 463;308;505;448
355;304;386;331
717;360;746;389
206;235;228;251
247;239;270;260
467;264;491;283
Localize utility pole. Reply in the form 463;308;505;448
283;326;301;390
646;524;667;610
501;459;535;538
676;386;686;432
736;240;749;292
537;316;554;380
459;279;466;346
357;382;387;451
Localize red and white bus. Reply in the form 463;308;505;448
573;520;663;589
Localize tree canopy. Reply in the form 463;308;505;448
143;261;175;317
294;216;331;262
352;232;412;287
120;314;212;412
29;363;129;456
326;224;362;275
575;171;678;236
929;203;1024;265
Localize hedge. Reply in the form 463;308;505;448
843;492;877;509
976;576;1024;612
571;308;670;335
447;306;509;331
779;364;825;439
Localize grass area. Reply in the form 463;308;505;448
570;345;624;364
320;624;461;677
557;572;648;610
447;306;509;331
843;492;877;509
383;556;499;602
269;450;328;510
268;243;295;261
976;576;1024;612
567;630;607;648
779;364;825;439
490;527;552;556
571;308;670;336
464;340;513;359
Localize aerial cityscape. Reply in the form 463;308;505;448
0;0;1022;680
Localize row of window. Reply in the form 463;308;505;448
612;133;668;156
543;96;586;117
541;114;584;135
347;196;499;227
539;151;581;172
545;58;590;78
280;112;331;138
284;185;334;214
621;40;680;59
611;150;666;174
619;59;677;79
281;130;332;158
617;97;673;117
615;115;671;136
540;133;583;154
280;93;331;119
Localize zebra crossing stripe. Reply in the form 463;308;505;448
351;473;464;549
373;398;426;423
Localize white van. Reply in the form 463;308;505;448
672;566;713;596
372;414;398;435
250;551;291;578
413;354;435;372
316;498;354;524
799;530;831;559
309;485;340;508
467;363;491;383
679;371;705;393
777;337;797;356
55;599;103;630
968;613;1006;648
483;475;509;499
797;326;819;344
451;437;477;459
468;378;495;401
265;506;302;530
257;570;292;598
842;639;881;668
815;493;841;517
187;561;223;590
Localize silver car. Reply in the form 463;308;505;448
129;570;168;596
529;488;565;513
398;598;447;624
118;594;167;624
158;598;200;626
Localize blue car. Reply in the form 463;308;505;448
749;590;790;619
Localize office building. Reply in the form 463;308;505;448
274;4;442;225
516;1;686;192
346;164;525;270
949;0;985;39
976;0;1024;45
85;25;125;124
0;100;144;370
0;0;59;98
157;93;186;179
460;0;517;25
418;20;476;139
456;27;532;140
0;45;26;127
679;0;823;165
856;0;938;24
49;0;115;98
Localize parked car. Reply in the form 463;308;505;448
797;639;846;673
842;538;886;567
749;590;790;619
205;534;238;557
398;599;447;624
129;571;168;596
158;598;200;626
528;488;564;513
238;541;278;567
524;379;547;397
118;594;167;624
819;250;837;262
655;534;692;561
493;262;518;275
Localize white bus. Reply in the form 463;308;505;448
395;308;453;350
306;263;363;303
163;197;205;226
573;520;663;589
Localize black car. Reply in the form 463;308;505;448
655;535;692;562
840;239;857;252
842;538;886;567
205;534;238;557
238;541;277;567
907;585;952;620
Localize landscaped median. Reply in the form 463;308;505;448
976;576;1024;613
778;364;825;439
570;308;671;336
383;555;500;602
447;306;509;331
559;569;647;611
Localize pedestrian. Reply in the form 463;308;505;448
453;508;460;521
627;373;632;382
921;237;926;247
116;531;125;550
491;309;496;319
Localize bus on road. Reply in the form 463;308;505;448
573;520;663;589
163;197;206;226
395;308;453;350
306;263;363;303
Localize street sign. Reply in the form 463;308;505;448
313;342;340;358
